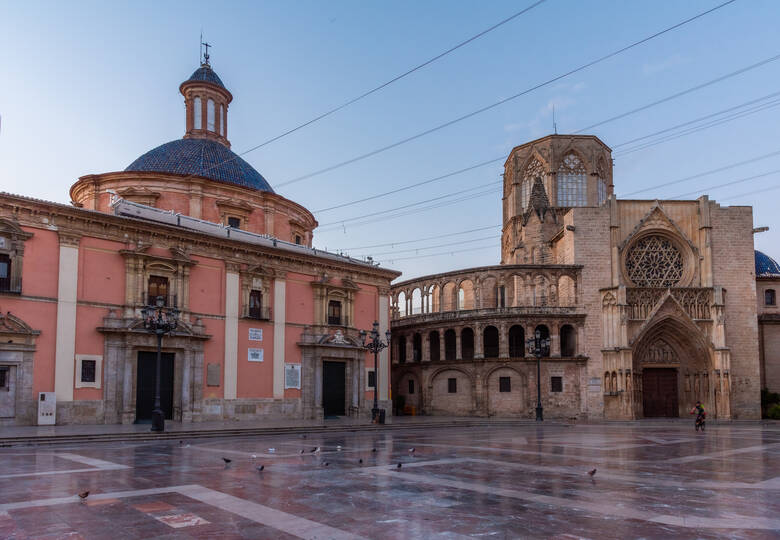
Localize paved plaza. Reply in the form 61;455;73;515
0;422;778;539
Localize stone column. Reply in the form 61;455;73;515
438;286;444;313
273;277;287;398
378;294;390;402
474;324;484;360
54;232;80;403
550;323;560;357
405;338;414;364
422;333;430;362
224;267;240;400
439;332;446;362
455;329;462;361
499;322;509;359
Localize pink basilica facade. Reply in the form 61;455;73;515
0;59;399;425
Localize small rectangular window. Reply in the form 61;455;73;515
408;379;415;394
499;376;511;392
551;376;563;392
368;370;376;388
0;367;8;389
249;290;263;319
81;360;96;383
295;235;302;245
0;253;10;292
448;378;457;393
227;216;241;229
765;289;776;306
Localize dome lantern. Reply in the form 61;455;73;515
179;46;233;148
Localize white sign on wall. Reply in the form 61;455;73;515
249;328;263;341
285;364;301;389
248;348;264;362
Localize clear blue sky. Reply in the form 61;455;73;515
2;0;780;281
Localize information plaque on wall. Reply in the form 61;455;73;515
249;328;263;341
285;364;301;389
248;348;264;362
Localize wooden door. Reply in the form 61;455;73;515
322;361;346;417
642;368;679;417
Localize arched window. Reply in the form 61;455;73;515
625;236;683;287
508;325;525;357
429;331;440;362
483;326;499;358
461;328;474;360
557;153;587;206
207;99;215;131
444;329;456;361
194;97;202;129
412;333;422;362
560;324;576;357
397;336;406;364
766;289;776;306
521;158;545;210
597;179;607;204
219;104;224;135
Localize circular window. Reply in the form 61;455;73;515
625;235;684;287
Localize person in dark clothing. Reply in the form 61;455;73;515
690;401;706;432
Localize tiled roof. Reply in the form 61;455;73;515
756;250;780;277
186;65;226;90
125;138;273;192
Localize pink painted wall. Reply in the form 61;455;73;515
201;316;225;399
189;256;224;315
237;319;274;398
284;327;302;399
285;273;315;325
78;237;125;305
354;285;378;401
21;227;58;298
73;305;105;401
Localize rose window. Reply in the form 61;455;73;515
625;236;683;287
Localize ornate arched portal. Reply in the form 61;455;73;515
632;314;713;418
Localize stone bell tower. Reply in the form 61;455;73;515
501;134;613;264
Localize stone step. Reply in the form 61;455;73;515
0;419;538;448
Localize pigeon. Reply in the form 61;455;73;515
323;462;329;467
78;491;90;500
408;448;416;454
300;449;305;454
179;440;184;445
222;457;232;466
358;458;363;464
371;448;377;453
256;465;265;472
312;447;321;454
302;434;307;439
251;454;257;460
588;468;597;477
396;463;402;469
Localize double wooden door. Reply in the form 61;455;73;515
642;368;679;417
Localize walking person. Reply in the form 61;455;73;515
690;401;706;432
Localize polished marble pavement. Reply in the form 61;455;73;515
0;422;778;539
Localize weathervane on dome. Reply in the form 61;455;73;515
201;41;211;66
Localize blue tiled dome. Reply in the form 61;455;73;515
755;250;780;277
186;65;226;89
126;138;274;192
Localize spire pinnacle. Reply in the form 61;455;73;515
201;41;211;66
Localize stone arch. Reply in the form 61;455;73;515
560;324;576;357
442;282;457;312
428;330;440;362
461;327;475;360
632;306;715;418
429;367;475;415
410;288;423;316
483;326;499;358
444;329;457;361
396;291;407;317
558;274;576;306
396;370;422;412
430;284;441;312
457;279;475;310
508;325;525;358
485;365;528;417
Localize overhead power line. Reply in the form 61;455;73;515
236;0;548;155
573;52;780;134
312;54;780;215
670;168;780;199
377;244;496;264
361;234;500;258
338;224;501;250
275;0;738;188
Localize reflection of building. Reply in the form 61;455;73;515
756;251;780;395
391;134;763;420
0;55;398;426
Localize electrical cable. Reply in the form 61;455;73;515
275;0;738;188
359;234;500;258
670;168;780;199
338;224;501;250
377;244;496;264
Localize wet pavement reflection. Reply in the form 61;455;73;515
0;421;778;539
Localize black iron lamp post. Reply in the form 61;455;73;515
527;329;550;422
141;296;179;432
360;321;391;424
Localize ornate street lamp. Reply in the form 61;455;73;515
360;321;391;424
527;329;550;422
141;295;179;432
